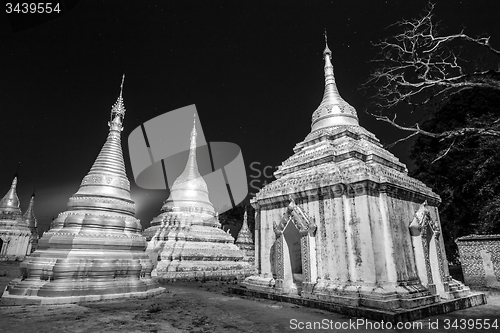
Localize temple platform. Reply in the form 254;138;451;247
1;282;166;305
229;286;487;323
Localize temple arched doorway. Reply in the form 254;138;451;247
283;219;303;292
410;201;445;296
273;196;317;295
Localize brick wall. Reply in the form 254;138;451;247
456;234;500;289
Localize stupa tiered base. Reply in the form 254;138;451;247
3;271;164;306
147;210;254;282
2;221;165;305
230;285;487;323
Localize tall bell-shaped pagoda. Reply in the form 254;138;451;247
241;37;483;320
0;176;31;261
144;118;253;280
2;76;164;305
23;192;38;254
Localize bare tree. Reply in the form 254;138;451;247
364;2;500;154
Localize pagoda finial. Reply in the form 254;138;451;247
323;29;332;58
109;75;126;132
189;114;197;154
311;33;359;131
120;74;125;95
11;163;19;188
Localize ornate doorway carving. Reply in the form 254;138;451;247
273;196;317;294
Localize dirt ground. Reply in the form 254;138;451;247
1;262;499;333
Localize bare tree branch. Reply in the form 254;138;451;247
366;108;500;140
363;2;500;149
385;131;420;149
432;138;456;163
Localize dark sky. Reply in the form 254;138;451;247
1;0;499;234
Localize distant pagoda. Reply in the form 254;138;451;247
0;176;31;261
235;209;255;263
2;76;164;305
23;192;38;254
144;118;253;281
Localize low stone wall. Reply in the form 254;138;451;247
456;234;500;289
157;267;256;282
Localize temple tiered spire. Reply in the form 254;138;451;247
235;208;255;263
311;32;359;131
74;76;132;205
236;209;252;245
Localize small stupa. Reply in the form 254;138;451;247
239;36;483;320
235;209;255;263
2;76;164;305
0;176;31;261
144;118;253;281
23;192;38;254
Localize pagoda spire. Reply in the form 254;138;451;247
235;207;254;262
72;75;133;209
236;208;252;245
23;191;37;229
162;115;214;217
311;32;359;131
174;115;202;185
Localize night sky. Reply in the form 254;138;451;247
1;0;499;234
